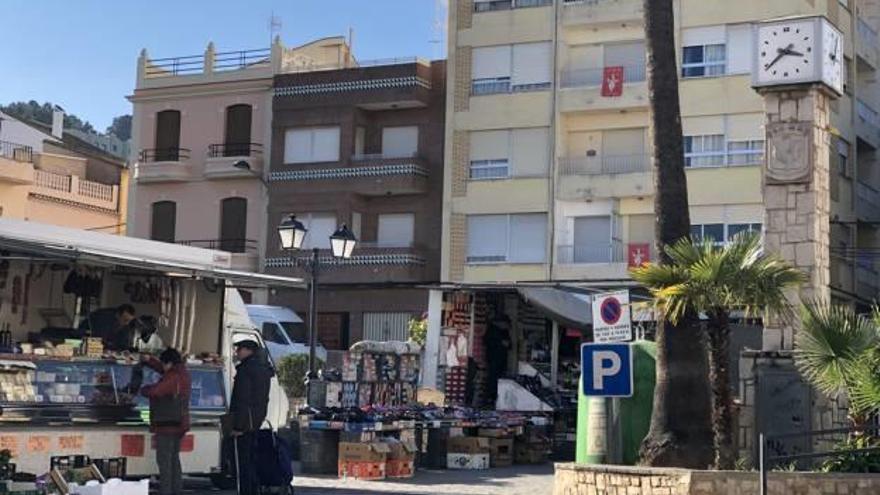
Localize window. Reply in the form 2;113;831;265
572;216;614;263
261;322;289;345
684;135;725;167
150;201;176;243
280;321;307;344
727;223;763;241
219;197;248;253
682;44;726;78
467;214;547;264
363;312;412;342
474;0;551;12
469;128;549;179
298;213;337;250
381;126;419;158
691;223;763;244
603;41;647;82
377;213;415;248
472;42;552;95
224;104;253;156
726;140;764;166
154;110;181;161
283;127;340;163
837;139;850;177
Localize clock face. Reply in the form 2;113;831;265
821;21;844;94
756;20;817;83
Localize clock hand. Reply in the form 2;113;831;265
785;49;804;57
765;44;795;70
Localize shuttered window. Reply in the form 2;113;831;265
381;126;419;158
512;42;552;90
511;128;549;177
150;201;176;243
470;130;510;179
377;213;415;248
467;213;547;263
300;213;337;250
363;312;412;342
470;128;549;179
283;127;340;164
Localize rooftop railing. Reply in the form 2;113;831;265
0;141;33;163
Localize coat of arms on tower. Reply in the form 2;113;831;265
766;122;813;184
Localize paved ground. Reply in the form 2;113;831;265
178;463;555;495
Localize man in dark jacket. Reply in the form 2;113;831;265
229;339;273;494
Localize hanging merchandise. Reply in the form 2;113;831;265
11;276;21;314
20;263;35;326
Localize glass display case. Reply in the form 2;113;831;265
0;358;226;423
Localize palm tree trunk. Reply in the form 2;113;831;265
639;0;713;468
707;311;735;470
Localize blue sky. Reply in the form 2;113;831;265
0;0;446;131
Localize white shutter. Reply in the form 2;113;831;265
382;126;419;158
312;127;340;162
284;129;312;164
567;44;602;70
304;213;337;249
467;215;508;262
511;128;549;177
509;214;546;263
377;213;415;248
351;211;362;240
470;130;510;161
726;24;753;74
603;41;645;68
682;26;727;46
512;42;552;88
602;128;645;156
363;312;411;342
472;46;512;80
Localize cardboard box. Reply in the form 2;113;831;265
384;440;417;461
338;442;391;463
338;461;386;481
447;436;490;454
447;453;490;470
386;459;415;479
489;438;514;467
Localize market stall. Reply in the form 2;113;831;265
0;219;304;482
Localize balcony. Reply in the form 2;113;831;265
857;181;880;222
264;243;428;284
553;241;628;280
558;65;648;113
556;153;651;199
135;148;192;182
204;143;264;179
561;0;643;27
856;99;880;149
32;170;119;212
274;59;435;110
0;141;35;184
270;155;429;196
474;0;553;12
177;239;258;271
857;19;879;70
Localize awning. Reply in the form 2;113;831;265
0;219;305;289
517;287;592;330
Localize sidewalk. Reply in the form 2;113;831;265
292;464;556;495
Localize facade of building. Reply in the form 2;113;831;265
264;59;446;350
65;128;130;161
0;111;126;233
441;0;880;309
127;36;354;273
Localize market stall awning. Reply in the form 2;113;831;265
517;287;592;330
0;218;305;289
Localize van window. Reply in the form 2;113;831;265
280;322;308;344
261;322;288;345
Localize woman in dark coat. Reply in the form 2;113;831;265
141;348;191;495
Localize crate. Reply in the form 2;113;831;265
489;438;514;468
386;459;415;479
338;461;386;480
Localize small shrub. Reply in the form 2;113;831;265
408;315;427;346
821;436;880;473
277;354;323;399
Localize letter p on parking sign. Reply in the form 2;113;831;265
581;343;633;397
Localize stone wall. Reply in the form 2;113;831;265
554;464;880;495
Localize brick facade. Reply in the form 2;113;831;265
451;130;469;197
453;46;472;112
457;0;474;30
449;213;467;281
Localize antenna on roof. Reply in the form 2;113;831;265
429;0;447;60
268;12;282;47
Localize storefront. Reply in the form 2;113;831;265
0;219;303;479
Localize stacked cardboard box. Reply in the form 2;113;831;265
337;442;391;480
488;438;514;467
447;437;490;470
514;426;552;465
383;439;417;479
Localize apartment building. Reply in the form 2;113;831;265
0;110;126;233
442;0;880;309
263;59;446;350
127;36;354;275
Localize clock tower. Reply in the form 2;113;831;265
752;16;843;350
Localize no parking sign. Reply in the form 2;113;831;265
591;290;632;343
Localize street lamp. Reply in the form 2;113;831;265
277;215;357;404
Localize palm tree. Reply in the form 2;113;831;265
632;234;805;469
795;304;880;427
639;0;714;468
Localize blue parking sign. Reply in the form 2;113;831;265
581;343;633;397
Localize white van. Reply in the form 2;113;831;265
245;304;328;364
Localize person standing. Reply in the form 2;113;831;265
229;339;272;495
108;304;142;351
141;348;191;495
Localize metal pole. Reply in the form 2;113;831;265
759;432;767;495
306;248;319;397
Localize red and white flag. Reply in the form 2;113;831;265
628;243;650;268
602;66;625;97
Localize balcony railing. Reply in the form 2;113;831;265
471;77;551;96
351;151;419;162
32;170;118;211
139;148;191;162
856;99;880;145
558;153;649;175
145;48;270;78
560;65;646;89
0;141;33;163
208;143;263;158
177;238;258;254
857;181;880;220
556;242;624;264
474;0;553;12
